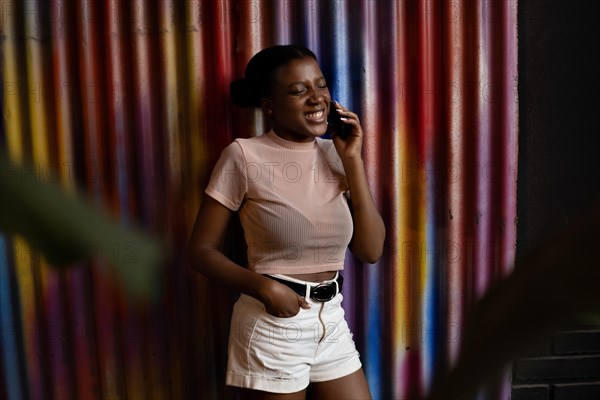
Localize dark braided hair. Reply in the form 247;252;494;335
230;45;318;108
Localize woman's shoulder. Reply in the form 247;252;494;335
232;133;270;148
221;134;267;154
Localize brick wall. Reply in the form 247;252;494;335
512;328;600;400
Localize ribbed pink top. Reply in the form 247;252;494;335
205;131;353;274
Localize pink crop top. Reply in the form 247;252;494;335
205;130;353;274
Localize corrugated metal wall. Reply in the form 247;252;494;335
0;1;518;399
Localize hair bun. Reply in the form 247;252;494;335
230;78;260;108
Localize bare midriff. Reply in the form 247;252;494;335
284;270;337;283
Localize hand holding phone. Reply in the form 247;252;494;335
327;101;352;140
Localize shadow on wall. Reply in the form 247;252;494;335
427;205;600;400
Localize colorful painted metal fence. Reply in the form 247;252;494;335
0;1;518;399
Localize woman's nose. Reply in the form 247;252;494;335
308;88;325;103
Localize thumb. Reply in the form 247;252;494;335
298;295;312;309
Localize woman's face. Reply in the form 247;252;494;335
263;57;331;142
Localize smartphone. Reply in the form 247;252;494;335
327;101;351;140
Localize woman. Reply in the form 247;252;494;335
188;45;385;400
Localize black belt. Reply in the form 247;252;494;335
267;273;344;302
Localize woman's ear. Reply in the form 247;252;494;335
261;98;273;117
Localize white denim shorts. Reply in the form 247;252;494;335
225;274;362;394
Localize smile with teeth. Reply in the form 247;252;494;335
305;110;324;120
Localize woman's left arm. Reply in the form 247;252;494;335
332;101;386;263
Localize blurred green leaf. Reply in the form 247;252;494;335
0;155;166;303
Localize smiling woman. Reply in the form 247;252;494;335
188;45;385;400
262;57;331;142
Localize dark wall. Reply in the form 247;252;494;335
517;0;600;249
514;1;600;399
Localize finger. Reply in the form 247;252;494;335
337;109;360;123
332;100;344;109
333;101;353;114
339;117;363;134
339;116;359;126
299;295;312;309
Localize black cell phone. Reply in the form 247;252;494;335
327;101;351;140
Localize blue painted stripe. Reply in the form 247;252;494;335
0;236;25;399
366;265;382;400
300;0;320;58
423;153;443;389
330;0;352;110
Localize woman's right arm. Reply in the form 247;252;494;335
187;194;310;317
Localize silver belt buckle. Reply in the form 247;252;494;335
310;281;338;302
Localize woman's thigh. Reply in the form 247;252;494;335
307;368;372;400
238;388;307;400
